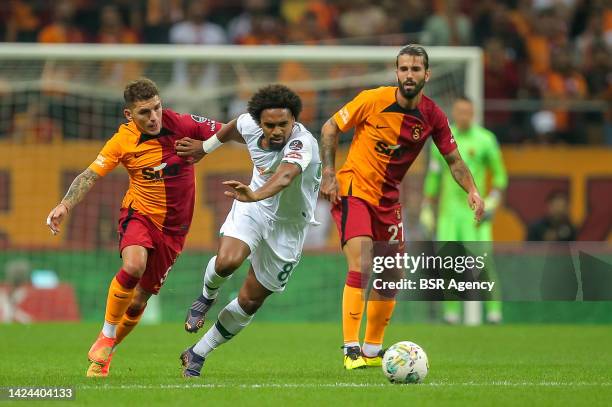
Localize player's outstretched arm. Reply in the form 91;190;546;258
442;149;485;222
175;119;241;162
223;162;301;203
46;168;100;235
320;118;341;204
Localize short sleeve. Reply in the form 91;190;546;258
281;136;313;172
431;107;457;156
332;90;373;132
236;113;253;135
236;113;260;144
88;135;123;177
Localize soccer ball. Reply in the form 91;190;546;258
382;341;429;384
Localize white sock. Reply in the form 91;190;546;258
102;321;117;338
343;341;360;355
202;256;231;300
362;343;382;357
193;298;253;357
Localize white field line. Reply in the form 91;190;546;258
78;381;612;390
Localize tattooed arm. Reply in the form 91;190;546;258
319;118;341;204
60;168;100;210
443;149;485;221
46;168;100;235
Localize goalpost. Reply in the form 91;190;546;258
0;44;483;323
0;43;482;122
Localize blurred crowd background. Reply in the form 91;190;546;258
0;0;610;144
0;1;611;324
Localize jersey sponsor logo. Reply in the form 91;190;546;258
284;152;303;160
142;162;181;181
134;151;146;158
411;124;424;140
288;140;303;150
375;141;405;158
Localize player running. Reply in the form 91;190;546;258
319;44;484;369
46;78;222;377
174;84;321;377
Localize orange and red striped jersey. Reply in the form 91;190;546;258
333;86;456;206
89;109;221;235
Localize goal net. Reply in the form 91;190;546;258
0;44;481;322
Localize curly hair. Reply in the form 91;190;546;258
247;84;302;123
124;78;159;107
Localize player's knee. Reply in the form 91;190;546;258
215;252;244;276
345;250;364;272
237;294;264;315
347;256;366;273
122;259;146;277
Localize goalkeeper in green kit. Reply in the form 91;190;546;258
421;96;508;324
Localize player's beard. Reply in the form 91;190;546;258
268;136;286;151
398;78;425;99
268;140;285;151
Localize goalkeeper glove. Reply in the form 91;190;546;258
481;190;502;222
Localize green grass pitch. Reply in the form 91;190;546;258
1;323;611;406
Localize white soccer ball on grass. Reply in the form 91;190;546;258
382;341;429;384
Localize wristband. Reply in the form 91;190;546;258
202;135;222;153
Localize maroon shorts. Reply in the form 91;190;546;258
331;196;405;246
118;208;185;294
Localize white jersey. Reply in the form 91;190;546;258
236;113;321;224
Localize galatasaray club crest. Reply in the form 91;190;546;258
411;124;424;140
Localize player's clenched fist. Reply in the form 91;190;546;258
46;203;69;235
175;137;206;163
320;168;339;204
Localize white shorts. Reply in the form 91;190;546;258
220;200;307;292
